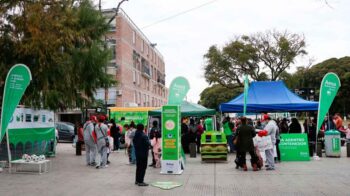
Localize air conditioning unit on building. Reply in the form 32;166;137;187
116;90;122;96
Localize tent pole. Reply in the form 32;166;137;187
6;129;12;173
213;115;217;131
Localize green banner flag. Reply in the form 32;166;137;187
168;76;190;105
243;75;249;116
316;73;341;133
0;64;32;142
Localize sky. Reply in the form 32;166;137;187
97;0;350;103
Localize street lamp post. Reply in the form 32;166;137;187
101;0;129;114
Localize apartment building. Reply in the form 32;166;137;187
96;9;168;107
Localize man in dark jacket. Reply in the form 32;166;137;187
133;123;151;186
236;117;258;171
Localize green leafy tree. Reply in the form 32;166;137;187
0;0;115;110
285;57;350;115
203;30;306;88
199;84;242;110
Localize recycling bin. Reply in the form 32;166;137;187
324;130;341;157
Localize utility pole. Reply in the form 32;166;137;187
102;0;129;114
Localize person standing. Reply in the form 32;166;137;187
235;117;258;171
289;118;302;133
223;117;235;153
151;131;162;168
148;120;160;167
76;122;84;156
196;119;204;153
279;118;289;134
83;116;97;166
264;116;278;170
128;121;137;164
95;115;109;169
133;123;151;186
110;119;121;151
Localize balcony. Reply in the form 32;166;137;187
157;71;165;86
141;59;151;78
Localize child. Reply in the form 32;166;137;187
151;132;161;168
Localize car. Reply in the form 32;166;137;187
55;122;75;142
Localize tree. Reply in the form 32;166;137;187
199;84;242;110
285;57;350;115
0;0;115;110
203;30;307;88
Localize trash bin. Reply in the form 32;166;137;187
324;130;341;157
346;141;350;157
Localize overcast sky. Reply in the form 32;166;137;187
97;0;350;103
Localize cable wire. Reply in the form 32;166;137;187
141;0;220;29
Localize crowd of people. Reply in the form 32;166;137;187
73;111;349;183
77;115;162;186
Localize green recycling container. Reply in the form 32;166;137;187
325;130;341;157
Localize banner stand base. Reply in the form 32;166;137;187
160;160;184;175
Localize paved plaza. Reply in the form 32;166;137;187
0;143;349;196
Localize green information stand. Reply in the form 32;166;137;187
200;131;227;161
279;133;310;161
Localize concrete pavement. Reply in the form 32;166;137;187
0;143;350;196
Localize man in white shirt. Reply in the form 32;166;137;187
264;116;278;170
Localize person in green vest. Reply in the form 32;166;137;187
204;117;213;131
223;117;235;153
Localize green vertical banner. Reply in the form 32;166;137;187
243;75;249;116
0;64;32;142
316;73;341;134
168;76;190;105
162;105;180;160
161;76;189;174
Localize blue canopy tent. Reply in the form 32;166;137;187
220;81;318;113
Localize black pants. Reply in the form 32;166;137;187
76;141;84;156
237;150;258;166
135;156;148;183
151;150;155;165
276;139;281;161
196;135;201;153
113;136;119;151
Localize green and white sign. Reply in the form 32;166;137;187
168;76;190;105
151;181;183;190
6;108;56;158
161;105;183;174
1;64;32;142
316;73;341;133
161;76;189;174
162;105;180;160
279;134;310;161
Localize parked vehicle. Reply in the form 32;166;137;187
55;122;75;142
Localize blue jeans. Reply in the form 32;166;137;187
226;135;235;153
131;145;136;164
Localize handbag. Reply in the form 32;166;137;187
99;125;109;147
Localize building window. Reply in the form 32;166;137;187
139;92;141;105
133;70;136;84
134;91;137;103
107;39;116;60
132;31;136;44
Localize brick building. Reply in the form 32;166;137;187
96;9;168;107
